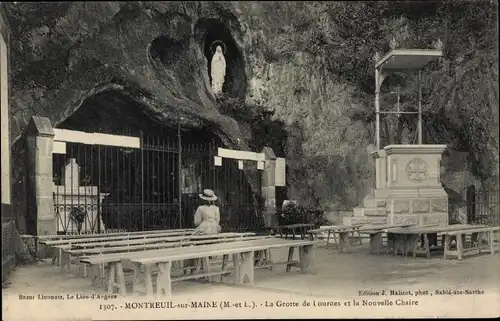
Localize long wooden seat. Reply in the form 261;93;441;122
117;238;318;297
41;230;196;246
387;224;489;258
441;226;499;260
42;230;197;265
59;233;257;274
275;223;314;240
48;231;253;266
37;228;195;241
308;224;363;252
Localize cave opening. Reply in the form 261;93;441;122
195;19;247;98
52;91;262;233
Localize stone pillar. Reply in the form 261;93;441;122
1;6;13;220
372;149;387;189
26;116;56;236
261;147;277;228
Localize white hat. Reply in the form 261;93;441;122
199;189;217;201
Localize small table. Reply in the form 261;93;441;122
275;224;315;240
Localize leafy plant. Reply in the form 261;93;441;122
69;207;87;233
277;203;327;228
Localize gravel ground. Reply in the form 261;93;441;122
3;243;499;320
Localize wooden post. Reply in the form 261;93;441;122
177;118;182;228
417;69;423;144
375;68;381;150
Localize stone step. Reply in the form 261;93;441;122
353;207;387;217
362;198;387;208
343;216;387;226
363;208;388;216
353;208;363;217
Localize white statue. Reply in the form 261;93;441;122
211;45;226;94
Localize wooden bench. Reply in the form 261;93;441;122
37;228;195;241
308;224;363;252
441;226;499;260
357;224;416;255
60;232;256;274
387;224;489;258
79;236;290;295
275;223;314;240
41;230;196;265
128;238;318;298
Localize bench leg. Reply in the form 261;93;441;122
332;231;339;249
405;235;418;257
265;249;273;271
387;234;395;254
232;254;241;284
156;262;172;298
144;264;154;296
132;262;141;295
471;232;479;247
58;248;63;266
51;248;58;265
339;232;351;253
394;235;404;256
489;231;495;254
351;230;361;246
89;264;100;287
369;233;382;255
299;244;315;274
201;257;212;282
286;247;295;272
115;262;127;294
106;263;116;294
235;251;254;285
220;254;229;282
60;252;71;273
444;234;450;259
325;231;331;249
106;262;126;295
423;234;431;259
300;228;307;240
456;233;464;261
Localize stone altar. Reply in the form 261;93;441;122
53;158;107;234
382;144;448;226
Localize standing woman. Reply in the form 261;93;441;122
192;189;222;235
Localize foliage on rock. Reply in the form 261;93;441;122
4;0;498;215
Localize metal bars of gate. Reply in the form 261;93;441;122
466;186;499;226
52;133;265;235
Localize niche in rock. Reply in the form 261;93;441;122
194;19;246;98
149;35;196;85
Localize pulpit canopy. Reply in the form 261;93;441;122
376;49;443;71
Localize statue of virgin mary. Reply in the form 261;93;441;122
211;45;226;95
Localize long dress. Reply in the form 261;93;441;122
211;46;226;94
185;205;222;273
191;205;222;235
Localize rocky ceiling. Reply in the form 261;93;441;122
4;2;250;148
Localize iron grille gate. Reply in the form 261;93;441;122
52;133;264;235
